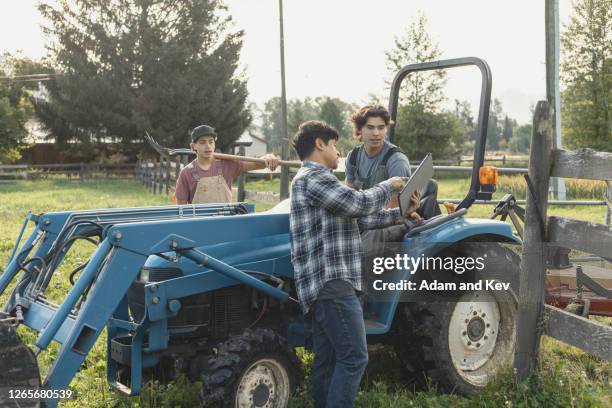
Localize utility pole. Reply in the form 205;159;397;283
279;0;290;199
545;0;566;200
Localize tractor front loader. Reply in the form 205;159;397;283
1;203;304;407
1;58;524;407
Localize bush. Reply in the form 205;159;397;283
0;146;22;164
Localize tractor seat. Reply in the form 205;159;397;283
417;179;442;220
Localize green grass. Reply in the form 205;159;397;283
0;178;610;407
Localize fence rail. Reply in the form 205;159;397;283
513;100;612;380
0;163;136;182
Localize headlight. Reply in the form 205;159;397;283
139;268;150;282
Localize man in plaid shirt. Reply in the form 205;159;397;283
290;121;419;408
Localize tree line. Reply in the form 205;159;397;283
0;0;609;164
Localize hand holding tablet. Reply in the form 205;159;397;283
399;153;434;217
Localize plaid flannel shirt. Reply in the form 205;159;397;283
289;160;404;314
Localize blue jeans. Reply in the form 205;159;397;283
311;293;368;408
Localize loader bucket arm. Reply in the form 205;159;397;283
2;209;291;406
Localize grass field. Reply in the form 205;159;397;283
0;178;610;407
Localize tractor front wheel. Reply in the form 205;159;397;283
395;242;519;394
198;328;301;407
0;322;42;407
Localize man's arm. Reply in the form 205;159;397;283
242;154;279;171
387;193;399;208
358;191;421;230
358;207;403;230
307;170;402;218
385;153;411;208
344;148;357;187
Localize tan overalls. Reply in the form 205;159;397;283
189;160;233;204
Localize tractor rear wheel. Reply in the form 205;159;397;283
198;328;301;407
0;322;42;407
394;242;519;395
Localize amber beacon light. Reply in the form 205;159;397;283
479;166;498;187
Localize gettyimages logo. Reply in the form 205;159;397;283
364;243;519;301
372;253;486;275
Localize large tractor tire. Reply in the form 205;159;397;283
0;322;42;407
198;328;301;407
395;242;519;395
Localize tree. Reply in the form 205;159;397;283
259;96;357;155
454;100;474;128
502;115;515;144
318;97;347;137
385;12;447;111
386;13;471;160
36;0;250;152
508;124;532;154
447;100;476;155
486;98;504;151
287;98;318;138
316;97;358;154
259;97;282;150
0;53;46;162
561;0;611;151
395;104;465;159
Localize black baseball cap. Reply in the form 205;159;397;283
191;125;217;142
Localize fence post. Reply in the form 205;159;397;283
151;161;156;193
152;159;157;194
514;101;554;380
606;181;611;230
165;158;171;195
144;162;149;190
148;162;153;192
149;161;154;193
174;157;181;184
153;159;157;194
159;158;164;195
237;146;246;202
153;159;159;194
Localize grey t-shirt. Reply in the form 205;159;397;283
345;141;411;189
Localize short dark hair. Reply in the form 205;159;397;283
292;120;339;160
350;105;394;140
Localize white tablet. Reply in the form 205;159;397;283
399;153;434;217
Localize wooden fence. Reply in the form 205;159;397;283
513;100;612;379
137;155;612;213
0;163;136;182
136;156;283;203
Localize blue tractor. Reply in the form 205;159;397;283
0;58;521;407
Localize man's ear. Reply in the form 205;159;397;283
314;137;326;151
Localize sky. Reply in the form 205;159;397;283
1;0;574;124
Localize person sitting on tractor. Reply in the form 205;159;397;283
175;124;279;204
289;120;420;408
345;104;441;221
